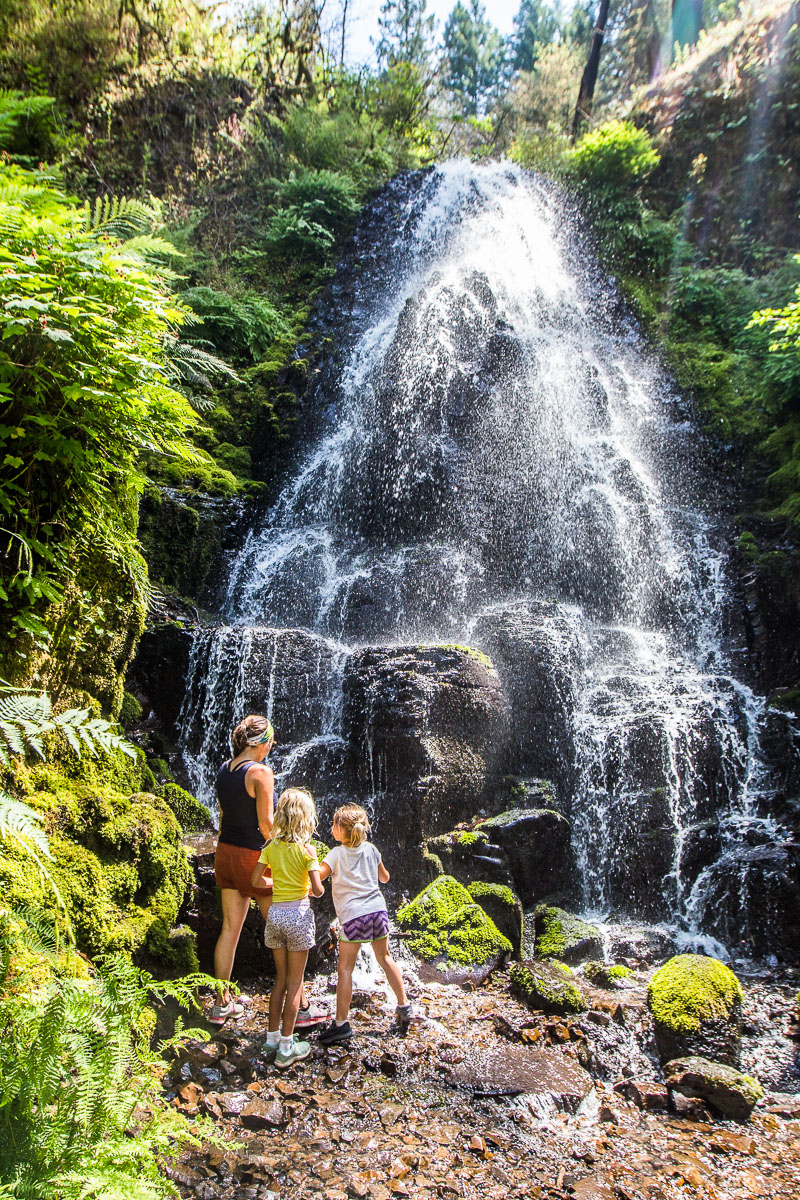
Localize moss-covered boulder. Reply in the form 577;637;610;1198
509;959;587;1015
1;747;197;972
648;954;744;1066
396;875;512;984
467;881;524;956
583;960;633;988
478;808;573;906
663;1056;763;1123
533;905;604;964
158;782;212;832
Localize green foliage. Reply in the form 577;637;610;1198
180;285;291;365
158;781;210;833
396;874;512;966
442;0;504;117
118;690;144;730
0;88;56;159
648;953;744;1035
0;686;135;766
376;0;435;69
0;163;206;651
0;924;216;1200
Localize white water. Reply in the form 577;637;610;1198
178;160;792;943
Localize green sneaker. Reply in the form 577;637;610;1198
263;1040;279;1064
275;1035;312;1069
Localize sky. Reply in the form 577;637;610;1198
324;0;523;67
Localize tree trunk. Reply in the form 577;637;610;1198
571;0;612;142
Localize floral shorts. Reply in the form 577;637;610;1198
264;899;316;952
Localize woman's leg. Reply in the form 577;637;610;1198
269;945;288;1033
214;888;250;1002
255;893;309;1010
282;949;310;1036
335;940;361;1023
372;937;408;1007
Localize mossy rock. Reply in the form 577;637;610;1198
158;782;212;832
118;690;143;729
509;959;587;1015
396;875;512;983
663;1056;764;1123
583;960;633;988
533;905;604;963
467;881;524;957
648;954;744;1066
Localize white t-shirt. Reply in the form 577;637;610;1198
322;842;387;925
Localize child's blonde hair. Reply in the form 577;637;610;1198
272;787;317;844
333;803;371;848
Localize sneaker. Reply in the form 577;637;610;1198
208;998;245;1027
263;1040;280;1064
294;1000;328;1030
275;1036;312;1069
394;1003;414;1033
317;1019;353;1047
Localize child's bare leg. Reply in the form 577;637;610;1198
336;940;361;1023
372;937;408;1007
269;946;288;1033
256;894;309;1010
281;949;309;1037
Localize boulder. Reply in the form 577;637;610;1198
444;1045;592;1110
648;954;744;1066
479;808;574;905
466;881;524;956
509;959;587;1016
602;923;677;964
583;961;633;989
342;644;509;888
396;875;512;984
532;905;604;964
663;1056;764;1123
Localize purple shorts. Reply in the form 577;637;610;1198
340;909;390;943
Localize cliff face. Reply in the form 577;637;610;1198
635;1;800;266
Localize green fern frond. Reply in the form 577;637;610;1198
0;789;51;858
82;194;160;240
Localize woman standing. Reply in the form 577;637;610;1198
210;713;324;1028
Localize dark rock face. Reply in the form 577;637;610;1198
663;1056;764;1123
469;600;584;789
342;645;509;889
129;615;197;735
479;807;574;907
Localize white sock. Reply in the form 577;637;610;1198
279;1034;293;1053
266;1030;281;1047
334;1018;348;1027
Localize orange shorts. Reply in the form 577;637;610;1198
215;841;272;899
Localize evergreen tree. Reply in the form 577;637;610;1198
441;0;504;116
509;0;559;73
375;0;435;67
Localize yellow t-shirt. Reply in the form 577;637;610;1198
258;839;319;903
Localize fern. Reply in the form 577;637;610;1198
81;194;160;240
0;683;136;766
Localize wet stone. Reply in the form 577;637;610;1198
443;1044;592;1108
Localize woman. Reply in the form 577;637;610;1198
210;713;325;1029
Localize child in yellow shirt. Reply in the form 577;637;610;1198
251;787;323;1068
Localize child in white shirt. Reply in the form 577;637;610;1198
317;803;411;1044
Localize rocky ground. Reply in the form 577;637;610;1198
162;953;800;1200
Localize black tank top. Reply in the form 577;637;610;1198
216;761;264;851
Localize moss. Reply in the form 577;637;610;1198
310;838;330;862
584;960;632;987
118;690;143;729
509;960;586;1015
417;643;494;669
648;954;744;1035
534;905;601;960
158;782;211;832
467;881;515;906
457;831;480;846
396;875;512;967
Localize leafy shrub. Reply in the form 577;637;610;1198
179;285;290;364
566;119;660;190
278;168;361;235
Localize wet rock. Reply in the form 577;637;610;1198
613;1079;669;1112
241;1097;286;1129
648;954;744;1066
532;906;604;964
396;875;512;984
602;923;677;964
342;646;509;888
663;1055;764;1122
445;1044;592;1109
510;959;587;1016
479;808;572;906
763;1091;800;1118
466;881;524;956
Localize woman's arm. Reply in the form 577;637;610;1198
247;764;274;841
308;868;324;899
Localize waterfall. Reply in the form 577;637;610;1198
178;160;798;948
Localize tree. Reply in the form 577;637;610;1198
571;0;611;139
441;0;504;117
509;0;559;74
375;0;435;68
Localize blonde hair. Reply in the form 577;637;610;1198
333;803;371;848
272;787;317;844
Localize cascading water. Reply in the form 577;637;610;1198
178;160;798;950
